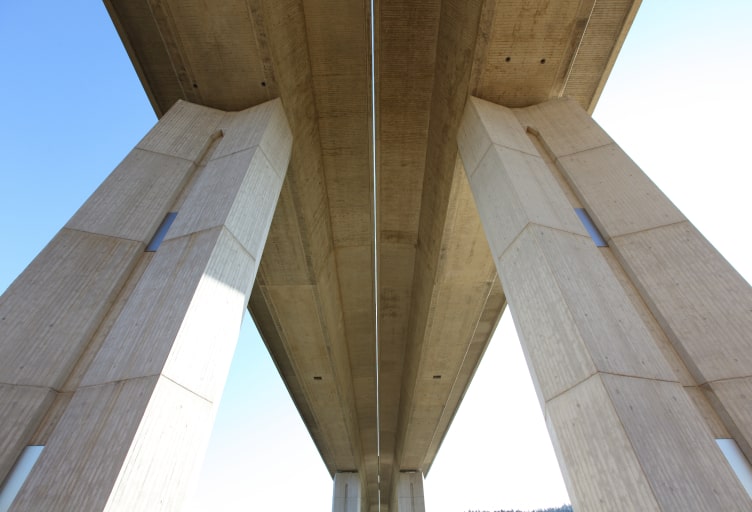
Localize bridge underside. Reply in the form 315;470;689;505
3;1;752;511
103;0;639;509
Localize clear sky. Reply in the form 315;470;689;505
1;1;751;511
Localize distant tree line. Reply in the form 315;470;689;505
466;505;572;512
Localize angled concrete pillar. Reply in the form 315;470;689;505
514;98;752;460
458;96;752;511
394;472;425;512
332;472;361;512
0;98;291;511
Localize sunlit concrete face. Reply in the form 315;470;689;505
5;1;752;511
459;96;752;510
100;1;642;508
0;99;292;511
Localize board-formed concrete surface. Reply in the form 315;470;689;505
3;1;752;511
458;96;752;511
101;1;641;507
0;100;293;511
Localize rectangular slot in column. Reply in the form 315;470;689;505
716;438;752;497
146;212;178;252
0;446;44;512
574;208;607;247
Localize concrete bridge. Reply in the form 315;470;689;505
1;1;752;511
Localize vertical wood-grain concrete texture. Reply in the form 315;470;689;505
10;0;744;510
393;473;425;512
515;97;752;460
0;98;292;511
332;472;363;512
458;95;752;511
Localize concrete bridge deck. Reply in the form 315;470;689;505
103;1;639;509
7;2;752;511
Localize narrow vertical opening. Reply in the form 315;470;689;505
0;446;44;512
526;127;607;247
369;0;382;509
716;438;752;497
145;212;178;252
574;208;607;247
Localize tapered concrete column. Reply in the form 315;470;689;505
394;472;425;512
332;472;361;512
0;98;291;511
458;96;752;511
514;98;752;460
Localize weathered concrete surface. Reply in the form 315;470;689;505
459;96;752;511
0;1;647;511
101;1;640;510
1;99;292;511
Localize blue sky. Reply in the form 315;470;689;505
1;1;751;511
